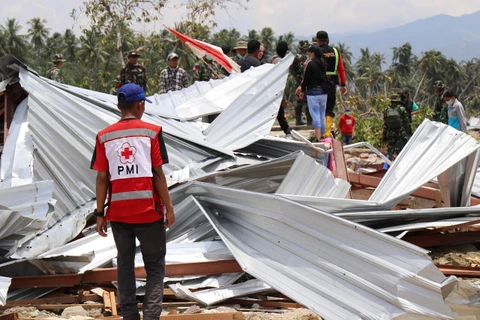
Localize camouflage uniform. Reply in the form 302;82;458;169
110;76;121;95
193;59;220;82
120;62;147;91
289;40;311;125
47;54;66;83
432;80;448;124
383;95;412;159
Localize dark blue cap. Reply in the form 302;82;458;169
118;83;152;103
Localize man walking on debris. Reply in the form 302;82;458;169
316;31;347;137
91;83;175;320
48;54;66;83
383;93;411;160
120;51;148;92
432;80;448;125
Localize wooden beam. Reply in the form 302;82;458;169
0;313;18;320
403;231;480;248
10;260;243;288
2;294;102;307
437;265;480;278
332;139;351;199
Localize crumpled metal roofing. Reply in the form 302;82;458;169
186;182;457;320
169;279;272;306
370;120;480;207
276;152;350;198
378;216;480;233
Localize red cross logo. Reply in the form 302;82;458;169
117;142;137;164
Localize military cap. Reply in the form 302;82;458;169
434;80;445;88
298;40;310;50
233;41;248;50
53;54;66;63
390;93;402;102
128;50;140;57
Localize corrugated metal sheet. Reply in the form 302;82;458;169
379;217;480;233
203;54;294;151
169;279;272;306
370;120;480;208
188;182;457;320
276;152;350;198
472;168;480;198
0;276;11;306
0;78;11;93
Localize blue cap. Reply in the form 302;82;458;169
118;83;152;103
345;107;351;112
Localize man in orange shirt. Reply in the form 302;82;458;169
91;83;175;320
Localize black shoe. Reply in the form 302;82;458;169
296;120;306;126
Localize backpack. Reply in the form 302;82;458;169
386;106;402;129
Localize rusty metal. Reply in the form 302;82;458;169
436;265;480;278
332;139;351;199
10;260;243;288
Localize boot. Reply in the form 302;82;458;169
325;115;334;137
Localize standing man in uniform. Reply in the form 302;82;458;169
48;54;66;83
316;31;347;137
383;93;411;160
432;80;448;125
120;50;148;92
290;40;312;126
92;83;175;320
159;53;189;94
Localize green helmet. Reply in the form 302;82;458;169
298;40;310;50
53;54;66;63
390;93;402;102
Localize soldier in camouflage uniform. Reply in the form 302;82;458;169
432;80;448;124
289;40;312;125
193;56;220;82
383;93;412;160
120;50;148;92
47;54;66;83
110;76;122;95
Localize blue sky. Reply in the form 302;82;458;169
2;0;480;38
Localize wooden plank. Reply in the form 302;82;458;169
437;265;480;278
109;292;117;316
403;231;480;248
332;139;352;199
10;260;243;288
2;294;102;307
103;291;113;314
0;313;18;320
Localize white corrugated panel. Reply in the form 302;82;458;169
276;152;350;198
189;182;457;320
0;276;11;306
370;120;480;207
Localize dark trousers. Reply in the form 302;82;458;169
295;99;312;124
326;89;336;117
342;134;352;145
277;106;291;134
111;219;166;320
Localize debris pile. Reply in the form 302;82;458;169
1;54;480;319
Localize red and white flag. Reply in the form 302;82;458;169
168;28;241;74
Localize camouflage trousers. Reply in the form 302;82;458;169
386;136;408;159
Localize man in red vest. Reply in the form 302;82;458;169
91;83;175;320
338;107;355;145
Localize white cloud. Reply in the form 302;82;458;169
1;0;480;40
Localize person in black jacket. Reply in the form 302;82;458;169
295;46;328;142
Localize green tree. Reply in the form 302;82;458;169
259;27;275;53
27;17;49;54
0;18;27;59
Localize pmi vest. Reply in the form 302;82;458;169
97;120;163;223
320;45;339;78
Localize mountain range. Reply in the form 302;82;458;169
302;10;480;63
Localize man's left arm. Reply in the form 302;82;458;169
182;69;188;89
153;167;174;227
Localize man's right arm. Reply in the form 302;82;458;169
153;166;175;227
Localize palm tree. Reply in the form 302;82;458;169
0;18;27;59
416;50;446;101
260;27;275;53
247;29;260;41
62;29;77;61
27;17;49;54
77;28;109;70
